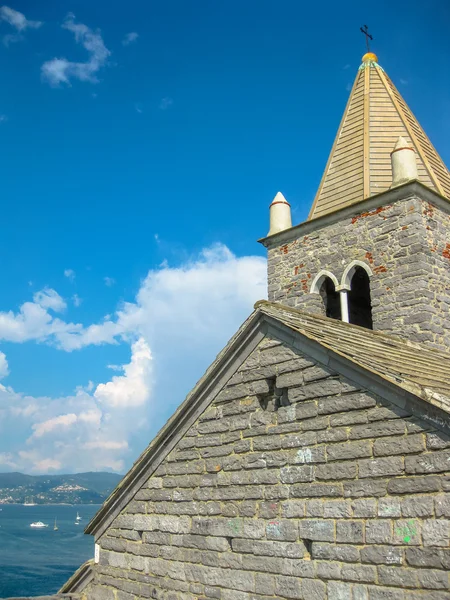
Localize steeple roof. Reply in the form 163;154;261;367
308;52;450;220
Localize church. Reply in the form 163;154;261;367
59;50;450;600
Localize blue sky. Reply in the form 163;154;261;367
0;0;448;474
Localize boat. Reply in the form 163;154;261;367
30;521;48;528
54;518;58;531
23;496;36;506
76;511;81;521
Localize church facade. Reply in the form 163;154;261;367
59;52;450;600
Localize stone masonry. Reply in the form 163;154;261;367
265;193;450;352
81;336;450;600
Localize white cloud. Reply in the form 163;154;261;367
0;6;42;31
0;5;42;46
0;351;9;379
64;268;75;281
0;244;266;473
34;458;61;472
72;294;82;307
41;13;110;86
0;288;79;344
122;32;138;46
30;413;78;439
104;276;115;287
95;337;152;408
83;440;128;450
0;452;17;468
33;288;66;312
159;97;173;110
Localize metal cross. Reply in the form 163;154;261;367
360;25;373;52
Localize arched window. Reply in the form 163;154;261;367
320;277;341;320
348;266;373;329
310;270;341;321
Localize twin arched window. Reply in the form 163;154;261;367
310;262;373;329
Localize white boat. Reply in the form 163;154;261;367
54;518;58;531
30;521;48;528
23;496;36;506
76;511;81;521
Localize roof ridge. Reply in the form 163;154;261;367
254;299;450;359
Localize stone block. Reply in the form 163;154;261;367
341;564;377;583
316;561;342;580
293;445;327;464
435;495;450;517
377;565;419;588
373;434;424;456
405;548;448;569
274;575;302;599
416;568;449;590
360;545;403;566
378;498;401;518
405;450;450;474
277;401;318;423
401;495;434;518
302;579;326;600
327;581;353;600
344;479;387;498
315;462;357;480
323;500;352;518
280;465;314;484
358;457;404;478
336;520;364;543
265;519;298;542
326;440;372;461
292;482;343;498
318;392;376;415
281;500;305;518
422;520;449;547
255;573;276;596
312;542;359;563
299;519;335;542
350;421;405;440
352;499;377;518
392;519;421;545
387;476;441;495
366;520;392;544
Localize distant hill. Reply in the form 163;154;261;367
0;471;123;505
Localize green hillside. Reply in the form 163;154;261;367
0;471;123;504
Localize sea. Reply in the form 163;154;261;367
0;504;100;598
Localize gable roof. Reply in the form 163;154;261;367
256;301;450;411
308;53;450;220
86;301;450;539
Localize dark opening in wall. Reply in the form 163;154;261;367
348;266;373;329
320;277;341;320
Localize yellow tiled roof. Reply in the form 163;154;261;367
308;54;450;220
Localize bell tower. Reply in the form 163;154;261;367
260;52;450;352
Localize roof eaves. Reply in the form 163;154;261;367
259;181;449;249
258;301;450;428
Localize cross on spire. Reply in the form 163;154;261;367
360;25;373;52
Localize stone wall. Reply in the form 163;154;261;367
266;194;450;351
84;337;450;599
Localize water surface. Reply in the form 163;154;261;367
0;504;100;598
